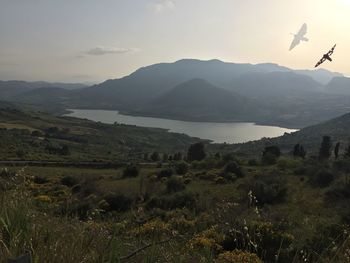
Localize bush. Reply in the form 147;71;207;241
248;159;258;166
309;169;335;188
214;176;226;184
198;171;218;181
325;182;350;202
249;172;287;205
277;157;301;170
224;162;244;178
61;175;79;187
221;222;293;262
333;159;350;173
104;193;134;212
146;192;197;210
166;177;185;193
262;152;278;165
157;168;174;179
63;196;98;220
175;161;189;175
262;146;281;165
34;176;49;184
122;164;139;178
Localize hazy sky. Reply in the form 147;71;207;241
1;0;350;83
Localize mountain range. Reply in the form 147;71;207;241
1;59;350;128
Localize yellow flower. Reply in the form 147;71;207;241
34;195;52;203
188;227;224;253
135;219;170;237
215;250;263;263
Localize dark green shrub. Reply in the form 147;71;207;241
72;184;82;194
34;176;49;184
224;161;244;178
215;176;226;184
325;182;350;202
104;194;134;212
123;164;139;178
175;161;189;175
157;168;174;179
61;175;79;187
146;192;196;210
263;146;281;157
183;178;192;185
309;169;335;188
333;159;350;173
262;152;278;165
250;172;287;205
248;159;258;166
166;177;185;193
221;222;294;262
262;146;281;165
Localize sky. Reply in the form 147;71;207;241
0;0;350;83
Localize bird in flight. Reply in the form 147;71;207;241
289;23;309;51
314;44;337;68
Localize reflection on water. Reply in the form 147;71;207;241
65;109;298;144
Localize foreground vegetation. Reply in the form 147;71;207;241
2;137;350;262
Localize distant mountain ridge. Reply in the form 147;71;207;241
324;77;350;95
0;59;348;128
0;80;86;100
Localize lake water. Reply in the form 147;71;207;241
65;109;298;144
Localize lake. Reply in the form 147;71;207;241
65;109;298;144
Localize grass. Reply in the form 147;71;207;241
1;154;350;262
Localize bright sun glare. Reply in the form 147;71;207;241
339;0;350;5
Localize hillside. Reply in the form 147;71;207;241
130;79;261;122
324;76;350;95
0;108;203;162
233;111;350;155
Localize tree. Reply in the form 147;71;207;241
150;152;160;162
123;164;139;178
319;136;332;160
334;142;341;159
173;152;183;161
262;146;281;165
175;161;189;175
162;153;168;162
224;161;244;178
293;143;306;159
187;142;206;162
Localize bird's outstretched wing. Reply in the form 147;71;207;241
297;23;307;37
315;57;326;68
327;44;336;56
289;37;300;51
